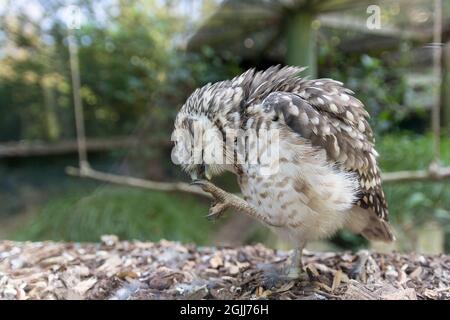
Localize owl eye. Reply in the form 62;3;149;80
272;115;279;121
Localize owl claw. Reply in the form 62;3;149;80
191;180;230;220
189;179;204;186
205;201;228;220
189;179;215;193
205;212;221;221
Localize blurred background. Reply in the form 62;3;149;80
1;0;449;254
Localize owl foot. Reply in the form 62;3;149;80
349;249;370;280
191;179;264;220
190;179;284;227
190;179;233;220
258;263;308;288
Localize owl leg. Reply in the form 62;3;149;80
190;180;283;227
285;244;306;279
349;249;370;280
260;245;308;288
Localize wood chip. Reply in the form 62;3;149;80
276;281;295;293
209;255;223;269
101;235;119;247
381;288;417;300
73;278;97;296
228;265;240;275
0;239;448;300
117;270;138;280
409;266;422;279
255;286;264;297
331;270;343;292
305;264;320;277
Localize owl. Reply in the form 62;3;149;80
172;65;394;282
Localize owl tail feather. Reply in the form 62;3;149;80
360;219;396;243
346;207;396;243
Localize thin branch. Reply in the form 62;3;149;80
66;164;450;200
382;166;450;183
65;166;211;199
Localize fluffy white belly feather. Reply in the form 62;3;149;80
238;140;359;245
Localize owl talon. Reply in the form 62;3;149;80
190;179;217;194
189;179;205;187
206;201;228;220
205;211;222;220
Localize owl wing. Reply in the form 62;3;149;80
260;89;389;221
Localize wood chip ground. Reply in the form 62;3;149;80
0;237;448;300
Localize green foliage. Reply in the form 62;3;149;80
378;134;450;226
319;36;430;134
381;135;450;252
0;0;241;142
12;186;213;244
378;134;450;170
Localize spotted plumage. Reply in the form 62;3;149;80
173;65;395;260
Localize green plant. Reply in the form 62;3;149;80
13;186;214;244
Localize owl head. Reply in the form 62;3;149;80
171;81;242;181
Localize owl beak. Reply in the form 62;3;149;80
189;164;212;181
190;171;198;181
204;165;212;181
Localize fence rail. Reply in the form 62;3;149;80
0;137;171;158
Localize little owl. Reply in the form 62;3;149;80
172;65;394;283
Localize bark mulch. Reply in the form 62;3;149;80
0;236;448;300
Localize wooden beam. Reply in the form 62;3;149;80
0;137;171;158
314;0;376;13
319;14;428;41
286;11;317;77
